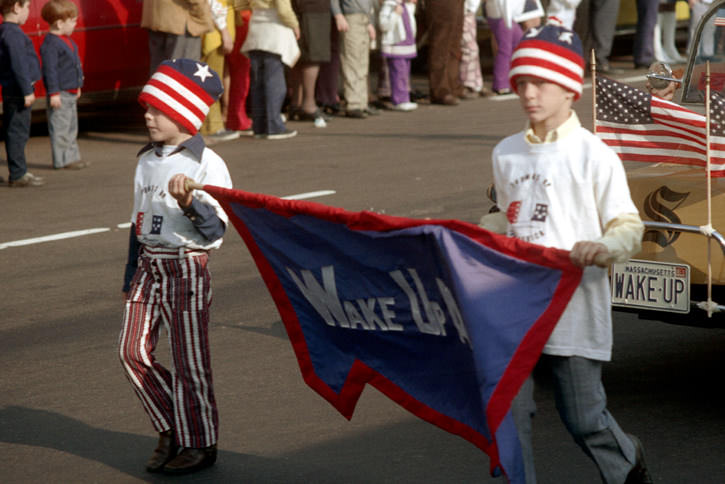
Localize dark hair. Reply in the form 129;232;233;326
1;0;30;15
40;0;77;24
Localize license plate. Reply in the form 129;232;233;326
611;259;690;313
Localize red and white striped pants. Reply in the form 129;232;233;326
119;246;218;448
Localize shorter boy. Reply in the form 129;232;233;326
40;0;86;170
481;23;652;483
119;58;232;475
0;0;44;187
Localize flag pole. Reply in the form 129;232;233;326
705;61;714;317
591;49;597;132
185;179;205;191
589;55;608;283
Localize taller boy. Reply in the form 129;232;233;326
0;0;44;187
482;23;653;483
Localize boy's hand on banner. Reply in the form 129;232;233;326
571;241;611;268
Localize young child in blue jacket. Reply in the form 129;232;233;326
0;0;44;186
40;0;87;170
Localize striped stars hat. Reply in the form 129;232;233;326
509;21;585;100
138;58;223;134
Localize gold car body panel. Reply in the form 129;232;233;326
625;162;725;285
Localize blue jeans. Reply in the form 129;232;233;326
2;96;31;182
634;0;658;65
248;50;286;135
512;355;637;483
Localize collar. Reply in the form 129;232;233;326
137;133;206;160
525;111;580;144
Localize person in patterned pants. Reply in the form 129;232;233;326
119;58;232;475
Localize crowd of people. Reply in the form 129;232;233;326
2;0;708;187
135;0;699;144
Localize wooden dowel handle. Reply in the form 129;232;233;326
184;178;204;192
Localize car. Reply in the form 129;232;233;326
0;0;149;111
605;0;725;328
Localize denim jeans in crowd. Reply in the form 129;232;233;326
248;50;286;136
2;95;31;182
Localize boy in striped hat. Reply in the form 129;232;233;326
119;58;232;475
480;23;653;484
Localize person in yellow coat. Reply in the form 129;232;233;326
201;0;237;140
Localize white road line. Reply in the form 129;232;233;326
2;190;337;250
282;190;336;200
0;228;110;250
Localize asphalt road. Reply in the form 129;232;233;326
1;80;724;483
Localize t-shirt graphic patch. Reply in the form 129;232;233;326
151;215;164;234
531;203;548;222
506;201;522;223
135;213;145;235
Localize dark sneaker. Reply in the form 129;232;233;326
266;129;297;140
322;103;343;116
625;434;653;484
597;63;624;75
9;172;45;187
345;109;366;118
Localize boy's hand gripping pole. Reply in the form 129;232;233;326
593;253;613;268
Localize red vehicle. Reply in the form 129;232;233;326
1;0;148;109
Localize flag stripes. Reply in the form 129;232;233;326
594;76;725;176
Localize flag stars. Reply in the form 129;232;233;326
194;63;213;83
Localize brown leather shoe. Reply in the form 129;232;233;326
459;88;480;100
145;430;176;473
432;94;459;106
163;445;217;475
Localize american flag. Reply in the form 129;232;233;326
595;76;725;176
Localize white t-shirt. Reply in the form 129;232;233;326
132;143;232;250
492;125;637;361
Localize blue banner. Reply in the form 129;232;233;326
205;186;582;483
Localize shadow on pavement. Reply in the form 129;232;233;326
0;405;490;483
